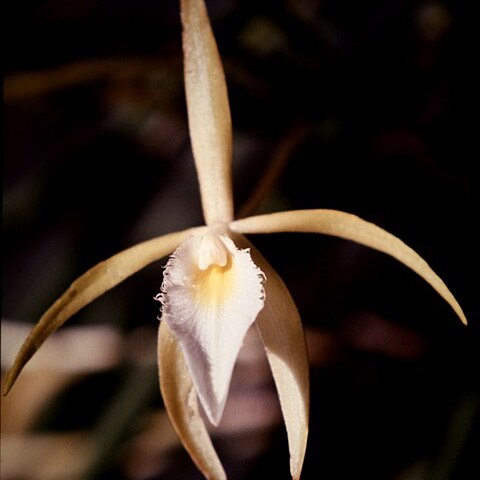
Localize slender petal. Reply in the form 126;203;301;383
231;210;467;325
181;0;233;225
235;235;309;480
2;227;206;395
159;233;265;425
158;321;226;480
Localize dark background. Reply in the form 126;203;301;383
3;1;479;479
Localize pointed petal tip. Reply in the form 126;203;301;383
2;376;13;396
2;336;39;396
205;407;222;428
195;379;225;427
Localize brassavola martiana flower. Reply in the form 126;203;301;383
3;1;467;479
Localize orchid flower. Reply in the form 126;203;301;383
3;1;467;479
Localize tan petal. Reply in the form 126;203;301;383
181;0;233;225
235;235;309;480
231;210;467;325
3;226;206;395
158;321;226;480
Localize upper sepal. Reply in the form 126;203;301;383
181;0;234;225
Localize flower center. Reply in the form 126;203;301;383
197;234;229;270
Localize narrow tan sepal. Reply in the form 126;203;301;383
2;227;205;396
231;210;467;325
181;0;233;225
158;321;226;480
235;234;309;479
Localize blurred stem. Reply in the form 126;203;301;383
236;123;311;219
4;58;167;103
83;364;159;480
426;391;479;480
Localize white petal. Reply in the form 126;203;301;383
159;234;265;425
158;322;226;480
